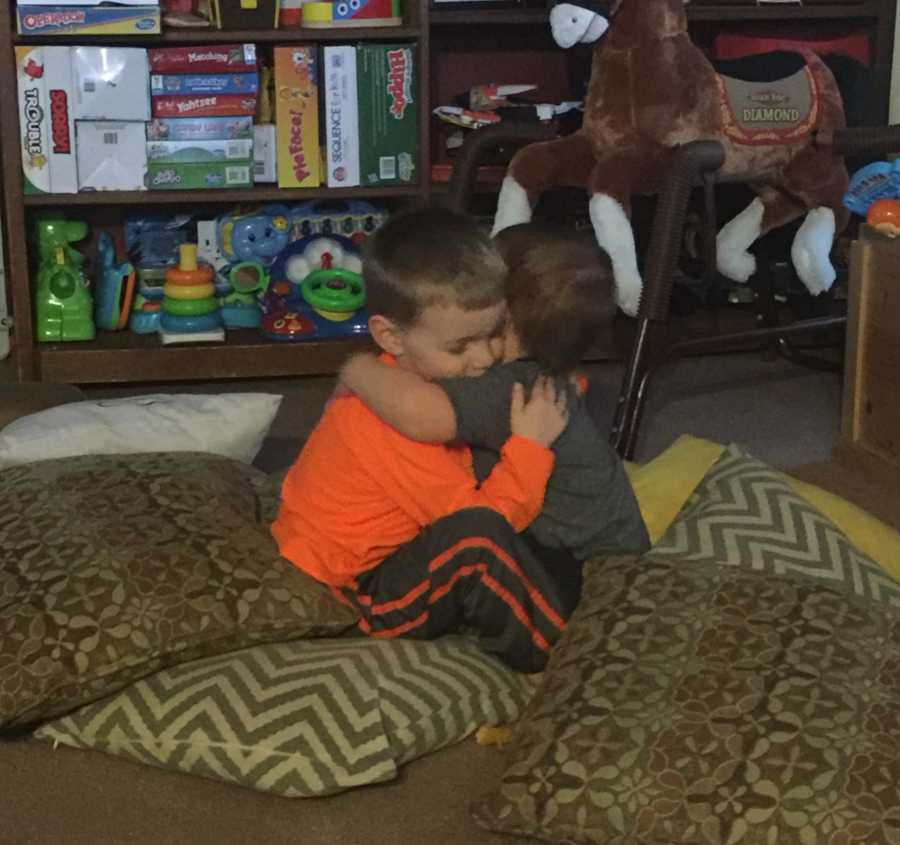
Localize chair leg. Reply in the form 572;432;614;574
610;317;658;461
612;314;845;461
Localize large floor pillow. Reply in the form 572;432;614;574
473;444;900;844
35;634;529;797
0;453;357;732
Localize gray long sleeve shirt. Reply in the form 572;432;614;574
439;361;650;560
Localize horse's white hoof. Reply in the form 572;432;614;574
615;269;643;317
791;207;836;296
717;249;757;284
492;177;532;236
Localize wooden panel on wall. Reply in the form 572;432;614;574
838;224;900;478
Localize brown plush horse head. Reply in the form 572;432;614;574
493;0;849;315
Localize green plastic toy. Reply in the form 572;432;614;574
33;214;94;342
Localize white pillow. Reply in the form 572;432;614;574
0;393;282;467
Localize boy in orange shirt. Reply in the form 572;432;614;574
272;207;574;673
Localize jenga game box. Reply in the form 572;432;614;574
357;43;417;187
16;45;78;194
274;46;320;189
148;43;256;74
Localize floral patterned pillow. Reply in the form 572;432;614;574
472;447;900;844
0;452;357;731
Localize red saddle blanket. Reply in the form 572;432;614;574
715;64;818;146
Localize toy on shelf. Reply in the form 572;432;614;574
129;268;165;334
220;261;268;327
301;0;400;29
126;214;194;334
159;243;225;344
200;200;387;331
33;214;94;342
94;232;136;331
290;199;388;243
843;160;900;218
260;234;367;341
866;198;900;237
218;205;291;267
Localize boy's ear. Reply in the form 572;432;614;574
368;314;406;357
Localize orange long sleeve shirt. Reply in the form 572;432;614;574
272;391;554;587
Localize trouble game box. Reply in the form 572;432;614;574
274;46;320;189
15;45;77;194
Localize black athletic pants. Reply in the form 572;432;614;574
338;508;583;673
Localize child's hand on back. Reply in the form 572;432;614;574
510;376;569;447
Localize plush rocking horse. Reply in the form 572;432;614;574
492;0;851;316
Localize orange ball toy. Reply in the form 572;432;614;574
866;198;900;237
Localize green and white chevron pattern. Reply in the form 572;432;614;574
35;635;528;797
650;444;900;608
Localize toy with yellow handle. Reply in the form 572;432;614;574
159;243;225;345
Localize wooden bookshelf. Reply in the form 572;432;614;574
22;185;424;207
1;0;896;383
12;25;422;44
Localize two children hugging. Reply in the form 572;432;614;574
272;207;649;674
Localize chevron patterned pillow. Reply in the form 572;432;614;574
650;444;900;608
35;634;529;797
473;447;900;844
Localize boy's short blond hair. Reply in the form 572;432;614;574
495;222;617;374
363;206;506;326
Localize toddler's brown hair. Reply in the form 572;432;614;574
494;222;617;373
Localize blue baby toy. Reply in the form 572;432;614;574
94;232;136;332
259;234;368;341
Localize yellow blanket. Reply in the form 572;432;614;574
626;435;900;583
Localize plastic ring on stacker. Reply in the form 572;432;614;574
163;282;216;300
301;268;365;313
163;296;219;317
166;266;214;286
159;311;223;333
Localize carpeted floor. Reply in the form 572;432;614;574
80;350;845;471
4;350;897;845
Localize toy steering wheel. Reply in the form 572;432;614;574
301;268;365;313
